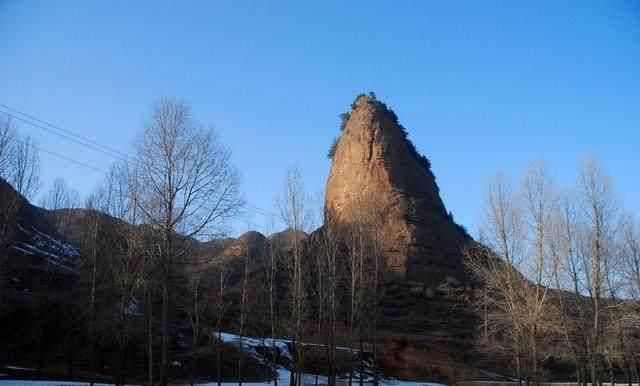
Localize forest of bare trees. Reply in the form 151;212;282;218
0;101;639;386
0;101;388;386
466;158;640;386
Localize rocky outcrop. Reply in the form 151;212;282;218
325;94;472;285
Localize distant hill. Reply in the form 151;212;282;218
268;227;308;250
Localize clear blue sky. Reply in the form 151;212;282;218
1;1;638;236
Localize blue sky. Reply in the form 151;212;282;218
0;1;638;236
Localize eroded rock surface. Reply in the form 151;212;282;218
325;95;472;284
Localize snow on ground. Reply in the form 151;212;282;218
216;331;292;362
0;334;444;386
213;331;444;386
216;331;353;363
0;379;442;386
3;366;35;371
30;227;80;259
11;235;78;274
124;296;142;315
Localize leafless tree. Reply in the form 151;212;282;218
238;217;254;386
520;161;555;385
0;116;19;280
318;214;341;386
9;134;41;200
578;156;620;385
276;165;312;386
466;173;528;384
95;163;145;385
215;265;229;386
0;121;40;253
35;178;79;379
342;193;374;386
621;213;640;302
620;213;640;382
0;115;16;178
83;187;109;386
132;97;242;385
548;191;590;384
472;157;638;384
342;191;384;386
183;253;205;386
366;193;384;386
264;218;281;385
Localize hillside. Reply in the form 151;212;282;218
0;96;501;383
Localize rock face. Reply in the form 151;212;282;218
325;95;472;284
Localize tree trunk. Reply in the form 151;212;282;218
359;331;364;386
516;346;522;386
147;287;154;386
160;234;170;386
119;343;127;386
65;316;73;377
532;325;539;386
36;321;44;379
217;326;222;386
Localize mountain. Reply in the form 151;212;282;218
0;178;80;279
268;228;308;250
325;94;473;285
323;95;485;379
0;95;491;382
209;230;271;274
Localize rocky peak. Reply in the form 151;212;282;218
325;94;472;284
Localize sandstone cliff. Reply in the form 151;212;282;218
325;94;472;284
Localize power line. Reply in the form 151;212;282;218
8;135;108;174
244;202;283;221
8;137;280;232
0;110;136;167
1;103;286;224
0;103;135;161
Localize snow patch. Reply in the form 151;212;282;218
4;366;35;371
124;296;141;315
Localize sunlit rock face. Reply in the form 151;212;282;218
324;95;472;284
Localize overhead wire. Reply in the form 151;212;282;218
1;104;287;226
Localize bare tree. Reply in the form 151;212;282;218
0;122;40;256
465;173;527;384
238;217;253;386
83;187;109;386
0;115;16;178
276;165;312;386
341;192;384;386
549;191;590;384
132;98;242;385
35;178;79;379
318;214;341;386
578;156;619;385
366;193;384;386
9;134;41;200
214;264;229;386
0;116;19;257
520;161;555;386
95;163;145;385
621;213;640;301
475;157;637;385
621;216;640;382
265;218;281;385
184;253;205;386
344;193;370;386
